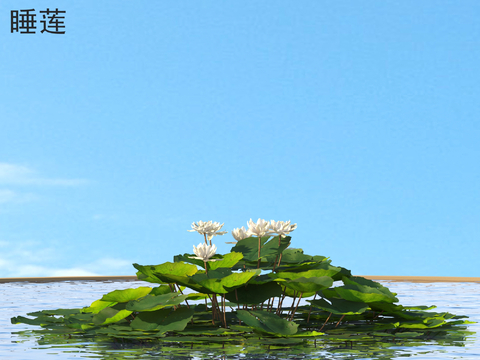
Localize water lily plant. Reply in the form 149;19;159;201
11;218;475;358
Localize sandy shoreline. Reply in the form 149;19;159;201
0;275;479;283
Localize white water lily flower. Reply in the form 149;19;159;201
226;226;249;244
206;223;228;241
188;220;227;240
188;220;214;235
190;243;218;262
268;220;297;237
246;218;270;238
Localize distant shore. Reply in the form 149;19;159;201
0;275;479;283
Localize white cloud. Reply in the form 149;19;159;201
0;189;38;204
0;163;88;186
0;240;132;278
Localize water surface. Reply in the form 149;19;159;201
1;280;478;359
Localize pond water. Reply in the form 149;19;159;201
1;280;479;359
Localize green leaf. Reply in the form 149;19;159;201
343;276;398;299
236;310;298;335
150;285;177;296
101;287;152;303
82;299;118;314
194;269;261;294
270;267;340;280
335;286;396;304
26;309;80;317
398;318;446;329
186;292;208;301
333;276;399;304
282;276;334;293
126;293;189;312
226;281;283;305
173;253;223;268
134;262;198;284
151;261;198;277
208;252;243;270
92;307;132;325
309;298;369;315
11;315;63;326
276;248;327;264
154;272;208;293
130;307;194;333
230;236;290;262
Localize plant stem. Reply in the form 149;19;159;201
307;293;316;323
222;295;227;328
271;235;283;272
207;294;215;325
288;291;297;317
290;292;303;321
319;312;332;331
276;288;286;315
335;314;345;328
257;236;261;268
277;253;283;268
175;283;190;309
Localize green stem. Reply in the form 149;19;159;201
307;293;316;323
257;236;261;268
290;292;302;321
319;312;332;331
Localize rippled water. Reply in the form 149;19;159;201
1;280;479;359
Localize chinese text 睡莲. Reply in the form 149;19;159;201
11;8;66;34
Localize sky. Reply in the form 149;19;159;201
1;1;479;278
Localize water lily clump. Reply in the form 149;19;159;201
11;218;475;358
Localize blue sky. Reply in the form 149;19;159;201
1;1;479;278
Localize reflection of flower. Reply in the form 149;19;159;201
190;243;218;262
247;218;270;238
188;221;227;243
268;220;297;237
226;226;249;244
